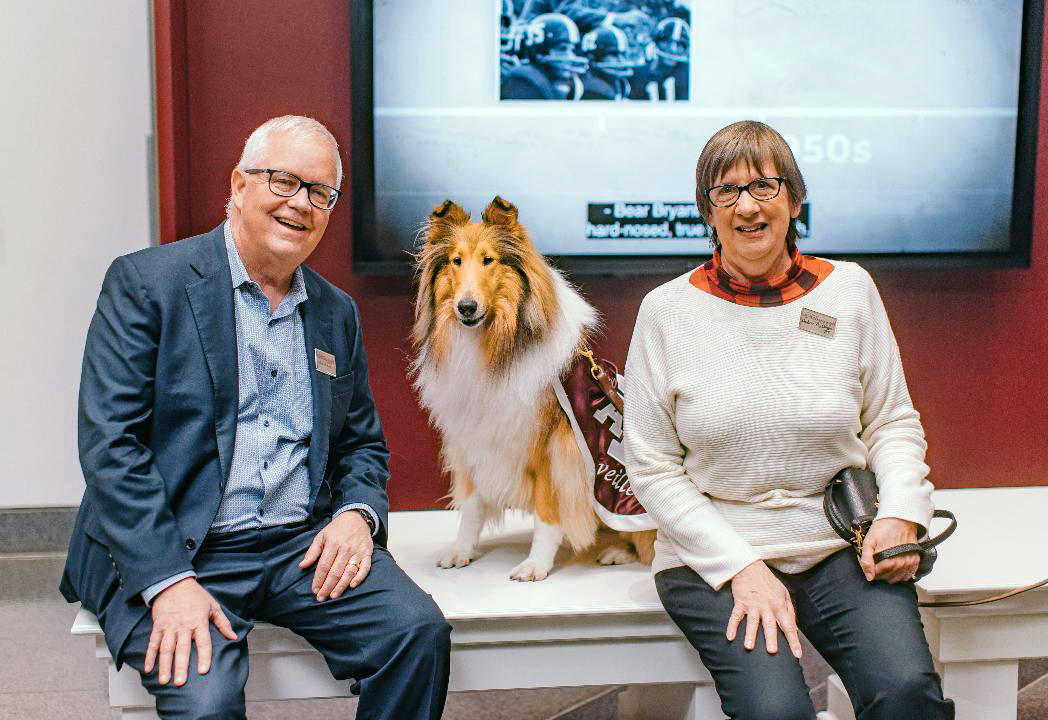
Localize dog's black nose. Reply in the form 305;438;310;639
457;300;478;318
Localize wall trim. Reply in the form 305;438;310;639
0;507;77;554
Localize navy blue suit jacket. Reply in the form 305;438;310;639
61;225;391;663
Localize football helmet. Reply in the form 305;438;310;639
609;11;654;67
646;0;689;20
581;26;634;78
522;13;589;76
654;17;689;64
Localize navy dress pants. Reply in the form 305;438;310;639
119;520;451;720
655;548;954;720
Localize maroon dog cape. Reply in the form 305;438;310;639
554;355;657;532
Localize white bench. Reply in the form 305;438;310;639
822;486;1048;720
73;488;1047;719
72;510;726;720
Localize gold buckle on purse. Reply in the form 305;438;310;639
853;527;865;555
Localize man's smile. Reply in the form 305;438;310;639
274;216;308;231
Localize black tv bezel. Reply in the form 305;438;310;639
350;0;1042;276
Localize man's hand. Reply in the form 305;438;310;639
299;511;374;601
860;517;920;583
727;560;803;659
145;577;237;686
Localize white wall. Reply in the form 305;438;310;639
0;1;153;507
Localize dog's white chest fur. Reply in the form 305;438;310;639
415;271;596;508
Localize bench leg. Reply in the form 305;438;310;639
618;682;724;720
119;709;159;720
941;659;1018;720
818;673;856;720
821;664;1020;720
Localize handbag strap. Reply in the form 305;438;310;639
872;509;958;563
580;347;623;415
872;543;923;563
920;509;958;549
865;509;1044;607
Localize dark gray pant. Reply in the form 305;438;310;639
120;521;450;720
655;548;954;720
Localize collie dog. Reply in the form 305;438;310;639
412;196;653;581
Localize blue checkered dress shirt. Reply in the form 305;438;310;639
212;222;314;531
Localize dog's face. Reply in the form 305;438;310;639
413;196;556;371
439;215;510;329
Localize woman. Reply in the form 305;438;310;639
623;120;954;720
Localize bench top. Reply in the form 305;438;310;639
72;509;665;636
387;510;664;621
916;486;1048;596
72;486;1048;637
398;488;1048;605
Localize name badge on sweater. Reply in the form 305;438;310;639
314;349;337;376
798;308;837;338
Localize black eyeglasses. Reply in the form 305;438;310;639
705;176;786;208
244;168;340;210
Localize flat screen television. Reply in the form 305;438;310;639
351;0;1042;274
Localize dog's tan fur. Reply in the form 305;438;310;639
412;197;653;580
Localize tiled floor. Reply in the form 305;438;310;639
1;552;1043;719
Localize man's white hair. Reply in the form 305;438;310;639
225;115;342;217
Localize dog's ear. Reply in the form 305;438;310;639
429;199;470;227
482;196;519;227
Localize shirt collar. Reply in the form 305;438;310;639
223;221;252;290
223;221;308;313
689;249;834;308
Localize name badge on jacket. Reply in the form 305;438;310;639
315;349;337;376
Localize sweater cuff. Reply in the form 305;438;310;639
663;531;761;592
700;551;763;592
875;483;934;534
875;502;933;535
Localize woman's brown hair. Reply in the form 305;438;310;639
695;121;807;251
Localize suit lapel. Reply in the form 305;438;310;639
301;270;333;495
186;228;238;487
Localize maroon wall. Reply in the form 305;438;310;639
156;1;1048;509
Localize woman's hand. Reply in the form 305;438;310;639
727;560;803;658
859;517;919;583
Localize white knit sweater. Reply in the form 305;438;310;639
623;259;934;590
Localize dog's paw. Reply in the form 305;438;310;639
436;546;475;569
597;544;638;566
509;558;552;581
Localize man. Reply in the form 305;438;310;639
61;115;450;719
517;1;651;36
500;13;588;100
580;24;633;100
629;16;689;101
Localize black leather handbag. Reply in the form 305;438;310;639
823;467;1048;607
823;467;957;581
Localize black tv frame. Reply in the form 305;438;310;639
350;0;1043;276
